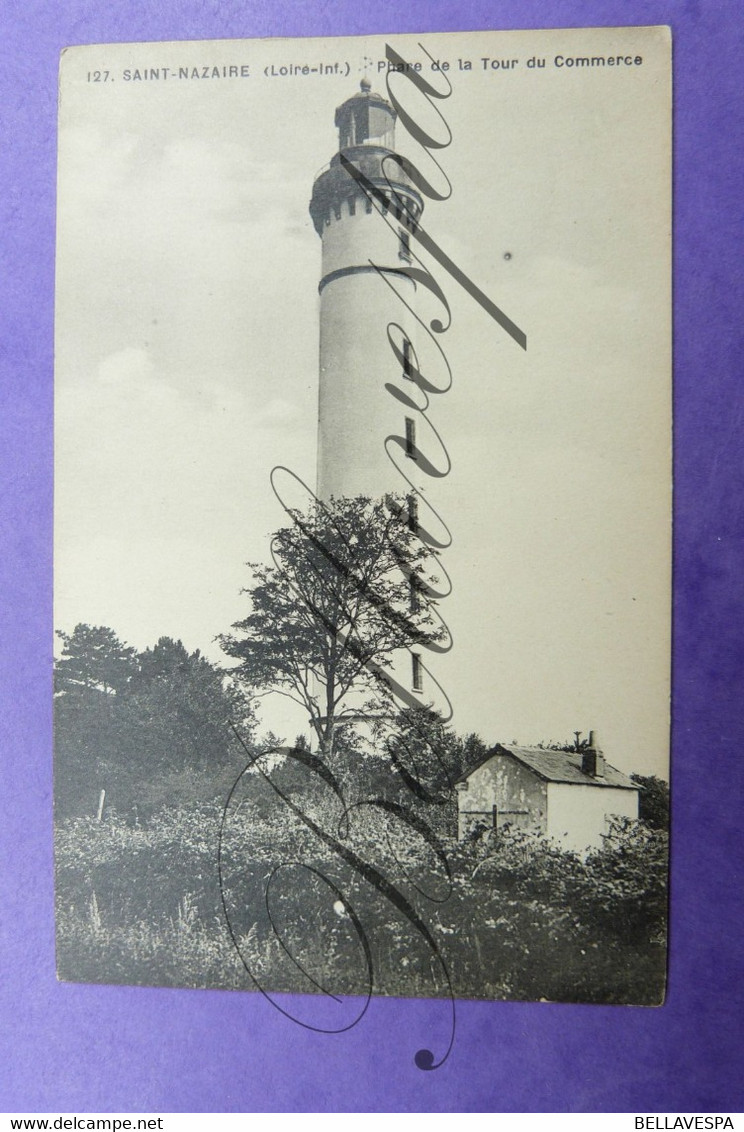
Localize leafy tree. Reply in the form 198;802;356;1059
125;637;256;774
631;773;670;830
221;495;445;761
54;627;257;816
458;731;490;779
55;623;138;696
372;706;487;801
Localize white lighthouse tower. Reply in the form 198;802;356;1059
310;79;424;504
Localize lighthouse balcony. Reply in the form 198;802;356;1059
310;145;423;236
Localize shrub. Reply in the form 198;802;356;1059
55;796;667;1004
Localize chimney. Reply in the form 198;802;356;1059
581;730;605;778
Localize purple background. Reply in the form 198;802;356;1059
1;0;742;1113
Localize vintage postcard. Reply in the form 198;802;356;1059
54;27;671;1036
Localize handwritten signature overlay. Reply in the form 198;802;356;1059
218;40;526;1070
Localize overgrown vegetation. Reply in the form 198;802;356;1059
54;627;255;820
631;773;670;830
55;720;667;1004
54;495;667;1006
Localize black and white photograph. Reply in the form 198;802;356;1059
54;27;671;1012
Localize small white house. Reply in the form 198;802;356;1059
456;740;639;852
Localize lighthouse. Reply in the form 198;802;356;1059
310;79;425;504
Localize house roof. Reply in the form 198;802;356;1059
461;744;639;791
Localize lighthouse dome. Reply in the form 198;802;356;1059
310;80;422;236
334;79;396;150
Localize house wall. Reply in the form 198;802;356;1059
457;755;547;840
546;782;639;852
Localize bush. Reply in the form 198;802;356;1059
580;817;668;946
440;821;667;1002
631;774;670;830
55;797;667;1004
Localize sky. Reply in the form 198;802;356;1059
55;28;671;776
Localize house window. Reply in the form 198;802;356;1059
405;417;416;459
402;338;413;380
409;574;420;613
407;493;419;533
412;653;423;692
399;228;411;263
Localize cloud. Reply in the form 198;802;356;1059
253;398;301;427
98;346;158;388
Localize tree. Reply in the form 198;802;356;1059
54;624;138;816
373;706;481;794
126;636;256;774
221;495;445;761
55;623;138;696
54;628;257;816
631;774;670;830
364;707;490;838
